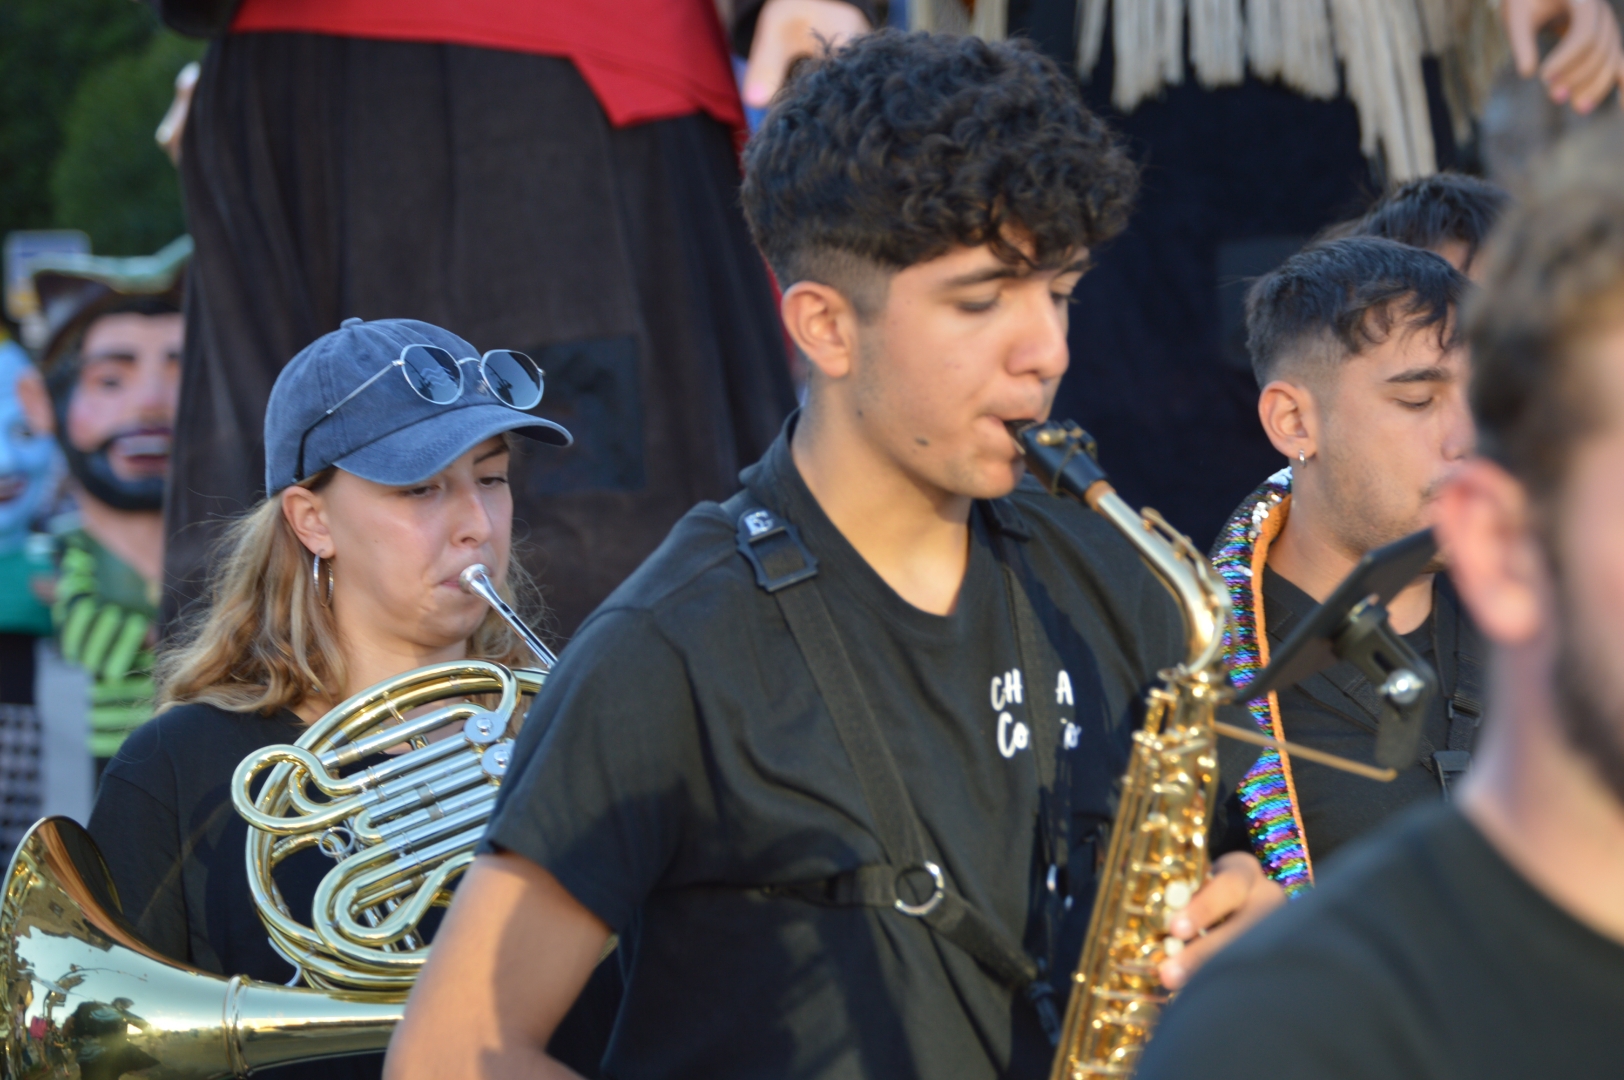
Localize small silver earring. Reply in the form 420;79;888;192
1298;449;1307;465
312;552;333;605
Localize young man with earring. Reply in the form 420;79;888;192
1207;238;1480;897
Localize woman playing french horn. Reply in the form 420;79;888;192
85;317;578;1079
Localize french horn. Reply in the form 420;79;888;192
0;563;550;1077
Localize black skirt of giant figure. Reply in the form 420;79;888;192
164;34;795;636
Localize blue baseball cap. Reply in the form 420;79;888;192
264;317;572;494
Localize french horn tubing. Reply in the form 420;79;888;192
231;562;549;994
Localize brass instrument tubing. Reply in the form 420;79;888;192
460;563;558;667
325;708;481;769
1212;721;1398;782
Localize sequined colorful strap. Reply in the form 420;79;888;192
1210;469;1314;896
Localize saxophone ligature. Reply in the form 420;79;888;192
1021;421;1229;1080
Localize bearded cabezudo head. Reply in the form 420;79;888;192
29;241;186;512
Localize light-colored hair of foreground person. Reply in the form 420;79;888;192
1464;117;1624;498
156;467;539;716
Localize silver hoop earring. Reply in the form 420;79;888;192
312;552;333;606
1298;449;1307;465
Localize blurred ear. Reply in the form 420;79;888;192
280;485;333;560
1434;458;1547;646
14;368;55;437
781;281;861;383
1257;378;1319;461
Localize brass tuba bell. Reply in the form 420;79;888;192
0;816;400;1079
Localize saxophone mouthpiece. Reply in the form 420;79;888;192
1005;419;1040;441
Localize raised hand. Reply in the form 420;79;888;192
1502;0;1624;114
741;0;872;111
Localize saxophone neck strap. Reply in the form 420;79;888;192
722;490;1059;1037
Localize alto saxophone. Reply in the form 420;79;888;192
1021;422;1230;1080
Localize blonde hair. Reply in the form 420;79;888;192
157;469;540;715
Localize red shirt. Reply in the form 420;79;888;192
231;0;745;133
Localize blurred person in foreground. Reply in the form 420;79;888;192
17;241;187;776
1206;238;1479;902
1137;121;1624;1080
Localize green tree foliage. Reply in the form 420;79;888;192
50;31;205;255
0;0;160;247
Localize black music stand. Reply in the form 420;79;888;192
1241;529;1442;769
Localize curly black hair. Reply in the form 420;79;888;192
740;30;1137;315
1245;237;1468;388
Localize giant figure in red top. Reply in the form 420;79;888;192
150;0;796;637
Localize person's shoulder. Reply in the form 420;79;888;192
583;498;769;630
1215;804;1465;966
1136;806;1466;1079
106;702;293;783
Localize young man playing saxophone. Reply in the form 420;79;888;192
386;31;1281;1080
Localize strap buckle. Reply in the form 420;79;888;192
893;861;946;917
1447;695;1483;724
735;508;819;593
1433;749;1472;799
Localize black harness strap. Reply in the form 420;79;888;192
1432;579;1485;798
725;492;1059;1037
984;500;1070;1015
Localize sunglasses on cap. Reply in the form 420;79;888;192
295;343;544;482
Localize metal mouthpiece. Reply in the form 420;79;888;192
459;563;558;668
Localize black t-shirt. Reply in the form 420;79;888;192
484;429;1186;1080
88;701;620;1080
1254;567;1462;862
1135;803;1624;1080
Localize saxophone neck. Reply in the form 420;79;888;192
1019;421;1229;675
1091;486;1229;675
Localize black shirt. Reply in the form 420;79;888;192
1135;804;1624;1080
1258;567;1465;862
484;428;1186;1080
